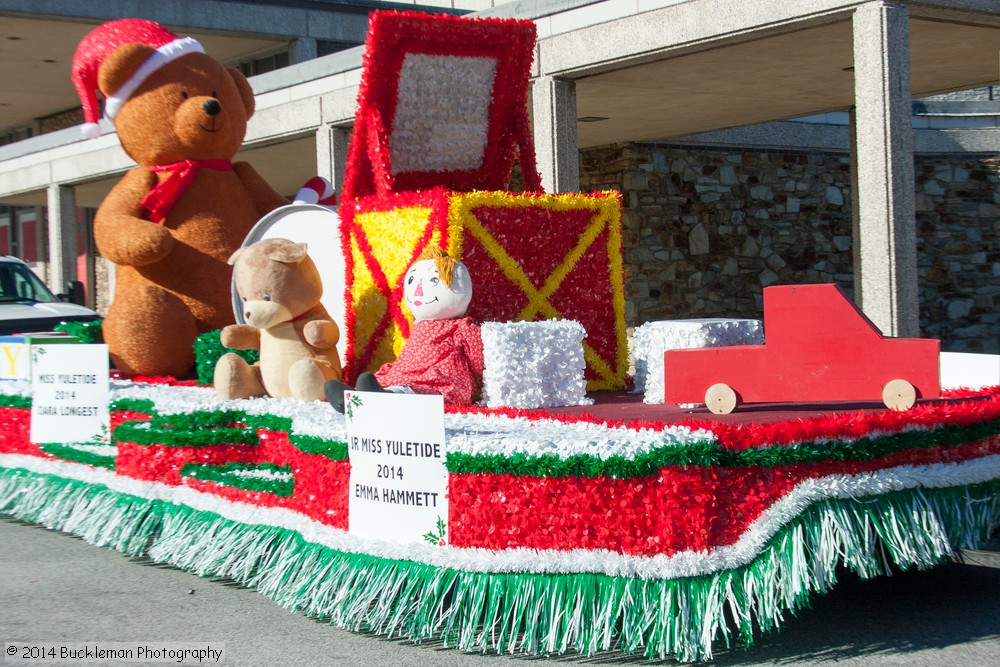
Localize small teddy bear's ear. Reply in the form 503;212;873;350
98;43;157;97
268;241;309;264
227;247;244;266
228;67;255;119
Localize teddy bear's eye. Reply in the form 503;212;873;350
406;274;414;285
181;91;189;99
262;293;271;302
429;276;439;286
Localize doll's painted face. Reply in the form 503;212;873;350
403;258;472;321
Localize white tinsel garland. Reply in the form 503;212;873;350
391;54;496;173
632;318;764;404
480;320;593;409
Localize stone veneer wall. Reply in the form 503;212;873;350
580;142;999;354
916;157;1000;352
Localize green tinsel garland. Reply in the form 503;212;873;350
112;409;261;447
180;462;294;496
54;319;104;344
146;409;253;431
0;394;31;409
113;423;258;447
2;466;997;662
108;408;348;460
110;398;155;415
38;442;116;470
289;434;349;460
193;329;259;386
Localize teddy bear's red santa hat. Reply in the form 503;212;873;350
72;18;204;139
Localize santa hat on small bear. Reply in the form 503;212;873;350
72;18;204;139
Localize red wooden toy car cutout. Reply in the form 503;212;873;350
663;283;941;414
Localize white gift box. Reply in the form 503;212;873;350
481;320;594;409
633;318;764;404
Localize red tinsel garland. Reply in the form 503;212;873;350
448;435;1000;555
0;407;38;456
114;427;351;528
461;202;623;384
342;11;537;200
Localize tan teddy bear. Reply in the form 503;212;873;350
73;19;287;377
215;238;343;401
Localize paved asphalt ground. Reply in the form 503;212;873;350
2;517;998;667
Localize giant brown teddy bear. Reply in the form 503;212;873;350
74;19;287;377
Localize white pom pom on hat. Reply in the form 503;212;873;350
80;122;102;140
72;18;203;138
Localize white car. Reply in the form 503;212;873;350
0;256;101;336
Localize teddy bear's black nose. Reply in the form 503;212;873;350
203;99;221;116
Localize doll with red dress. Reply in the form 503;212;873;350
325;247;484;412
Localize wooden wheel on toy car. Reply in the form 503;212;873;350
882;379;916;411
705;383;741;414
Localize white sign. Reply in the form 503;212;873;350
30;344;110;444
345;390;448;545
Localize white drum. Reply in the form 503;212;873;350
233;203;346;358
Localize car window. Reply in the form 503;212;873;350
0;263;58;303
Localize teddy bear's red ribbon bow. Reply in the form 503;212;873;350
140;159;233;224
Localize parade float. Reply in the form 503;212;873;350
1;10;999;664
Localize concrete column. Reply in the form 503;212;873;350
531;76;579;193
313;124;348;359
288;37;317;65
850;1;919;337
45;184;77;292
316;124;349;193
849;105;862;301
